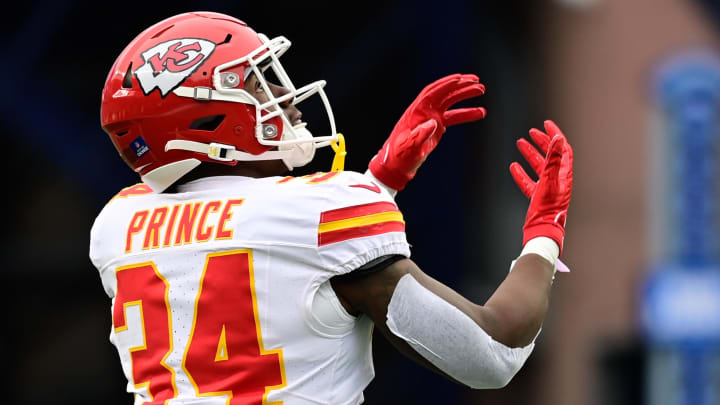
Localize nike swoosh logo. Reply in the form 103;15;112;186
349;182;381;194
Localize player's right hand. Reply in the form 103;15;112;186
509;120;573;253
368;74;487;191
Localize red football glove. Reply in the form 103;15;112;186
368;73;487;191
510;120;573;253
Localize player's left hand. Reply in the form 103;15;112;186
510;120;573;254
368;74;487;191
511;120;558;198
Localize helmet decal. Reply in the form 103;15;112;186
130;136;151;158
134;38;216;97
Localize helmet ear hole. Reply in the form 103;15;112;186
189;115;226;131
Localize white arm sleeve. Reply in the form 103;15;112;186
385;274;535;389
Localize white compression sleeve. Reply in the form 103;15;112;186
386;274;535;389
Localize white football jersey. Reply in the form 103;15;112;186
89;171;410;405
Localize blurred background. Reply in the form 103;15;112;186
5;0;720;404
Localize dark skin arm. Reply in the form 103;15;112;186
330;254;554;382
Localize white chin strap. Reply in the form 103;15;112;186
164;123;317;170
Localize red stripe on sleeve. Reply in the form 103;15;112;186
318;221;405;246
320;201;399;223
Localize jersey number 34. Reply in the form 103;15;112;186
113;249;285;405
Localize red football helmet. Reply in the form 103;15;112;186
101;12;338;191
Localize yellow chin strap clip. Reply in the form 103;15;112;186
330;133;346;172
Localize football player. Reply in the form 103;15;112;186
91;11;573;405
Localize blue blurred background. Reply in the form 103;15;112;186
5;0;720;404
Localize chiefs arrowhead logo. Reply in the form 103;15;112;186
134;38;216;97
